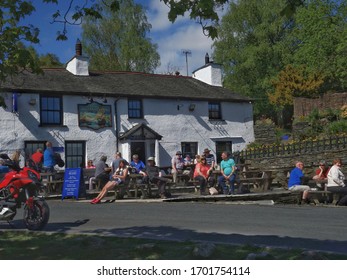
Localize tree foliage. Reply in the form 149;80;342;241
81;0;160;72
268;65;325;107
213;0;293;118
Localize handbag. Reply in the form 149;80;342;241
209;187;218;195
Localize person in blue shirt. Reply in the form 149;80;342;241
43;141;55;172
288;161;310;202
130;154;145;174
218;151;236;195
0;159;9;175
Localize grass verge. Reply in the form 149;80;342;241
0;231;346;260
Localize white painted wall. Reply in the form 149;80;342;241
192;64;222;87
0;93;254;167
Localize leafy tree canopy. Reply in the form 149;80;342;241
82;0;160;73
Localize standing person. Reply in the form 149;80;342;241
218;151;236;195
30;148;43;171
111;152;129;174
203;148;215;168
288;161;311;202
326;158;347;206
92;155;111;190
140;157;169;199
43;142;55;172
130;154;145;174
91;159;129;204
193;156;215;195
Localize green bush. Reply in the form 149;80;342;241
324;120;347;134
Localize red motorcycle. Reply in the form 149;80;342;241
0;159;50;230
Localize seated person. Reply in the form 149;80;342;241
326;158;347;206
86;159;95;169
140;157;169;198
312;160;329;189
0;159;10;179
171;151;190;183
193;156;215;195
218;151;236;195
91;155;111;190
90;159;128;204
130;154;145;174
288;161;310;202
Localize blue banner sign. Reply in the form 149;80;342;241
62;168;83;200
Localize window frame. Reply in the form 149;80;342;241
65;141;86;168
128;98;143;119
40;95;63;125
181;142;198;158
208;102;222;120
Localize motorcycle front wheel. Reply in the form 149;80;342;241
23;199;50;230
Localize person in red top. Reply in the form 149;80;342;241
313;160;329;189
31;148;43;171
193;156;215;195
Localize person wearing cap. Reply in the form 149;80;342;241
140;157;169;198
130;154;145;174
203;148;215;168
171;151;189;183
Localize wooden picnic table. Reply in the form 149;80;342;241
40;170;65;193
212;169;273;192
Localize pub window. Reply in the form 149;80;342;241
208;102;221;120
65;141;86;168
40;96;63;125
128;99;143;119
181;142;198;158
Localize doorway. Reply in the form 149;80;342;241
131;142;146;162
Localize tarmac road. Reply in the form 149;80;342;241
3;199;347;254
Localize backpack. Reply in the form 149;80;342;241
54;153;65;168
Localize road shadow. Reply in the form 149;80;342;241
43;224;347;255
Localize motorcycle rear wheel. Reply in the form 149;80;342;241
23;199;50;230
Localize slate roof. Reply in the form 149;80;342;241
0;68;251;102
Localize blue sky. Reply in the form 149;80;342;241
23;0;223;75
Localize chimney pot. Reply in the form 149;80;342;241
76;39;82;56
205;53;209;64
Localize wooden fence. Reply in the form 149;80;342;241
236;135;347;160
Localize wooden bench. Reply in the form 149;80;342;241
308;190;342;205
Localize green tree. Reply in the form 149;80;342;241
81;0;160;72
213;0;294;119
288;0;347;91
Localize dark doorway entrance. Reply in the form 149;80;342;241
131;142;146;162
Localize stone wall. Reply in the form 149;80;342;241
253;124;276;144
294;92;347;118
244;149;347;188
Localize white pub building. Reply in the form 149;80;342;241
0;42;254;168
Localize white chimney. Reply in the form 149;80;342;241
192;53;222;87
66;39;89;76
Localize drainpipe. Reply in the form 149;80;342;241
114;98;120;151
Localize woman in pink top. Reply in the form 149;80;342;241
193;156;215;195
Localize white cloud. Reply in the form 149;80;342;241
154;24;214;75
